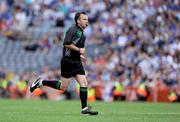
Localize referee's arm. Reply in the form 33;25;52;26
63;27;80;52
63;27;85;54
64;44;85;54
64;44;80;52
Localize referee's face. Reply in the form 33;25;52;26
77;14;89;29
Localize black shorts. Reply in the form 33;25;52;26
61;57;85;78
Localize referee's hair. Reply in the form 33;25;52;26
75;11;87;24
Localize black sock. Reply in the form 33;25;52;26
42;80;61;90
80;87;87;109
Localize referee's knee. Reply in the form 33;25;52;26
79;80;88;87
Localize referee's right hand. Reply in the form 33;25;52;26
79;48;85;54
80;54;86;63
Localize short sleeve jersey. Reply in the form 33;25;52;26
63;24;86;61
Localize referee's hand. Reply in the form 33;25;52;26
79;48;85;54
80;54;86;63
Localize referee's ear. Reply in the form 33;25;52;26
77;19;80;25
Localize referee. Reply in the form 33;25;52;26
30;12;98;115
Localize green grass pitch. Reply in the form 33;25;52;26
0;99;180;122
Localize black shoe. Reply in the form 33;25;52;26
81;107;98;115
30;77;43;92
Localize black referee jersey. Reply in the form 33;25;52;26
62;24;86;61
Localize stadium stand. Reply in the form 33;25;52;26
0;0;179;102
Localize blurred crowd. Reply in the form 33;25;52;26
0;0;180;102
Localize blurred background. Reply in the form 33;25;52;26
0;0;179;103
